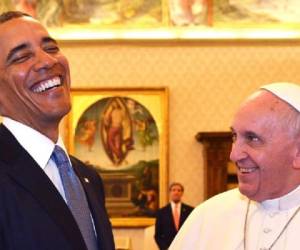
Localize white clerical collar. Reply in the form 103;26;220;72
2;117;66;170
260;185;300;211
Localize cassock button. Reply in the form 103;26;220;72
269;212;278;218
263;228;271;233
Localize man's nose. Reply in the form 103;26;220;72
33;50;57;71
230;140;247;163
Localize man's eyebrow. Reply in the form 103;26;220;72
244;130;258;137
6;43;29;63
42;37;57;44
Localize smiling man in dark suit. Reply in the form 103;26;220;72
0;11;114;250
154;182;194;250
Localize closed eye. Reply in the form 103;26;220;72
10;53;32;64
43;45;59;54
42;37;59;54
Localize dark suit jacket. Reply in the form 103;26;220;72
155;202;194;250
0;124;115;250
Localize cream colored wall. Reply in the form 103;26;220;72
60;40;300;249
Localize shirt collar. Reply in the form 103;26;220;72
3;117;66;170
260;185;300;211
171;201;181;209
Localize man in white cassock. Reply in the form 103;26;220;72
170;82;300;250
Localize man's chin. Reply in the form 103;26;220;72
238;184;258;200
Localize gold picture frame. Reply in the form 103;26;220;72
66;87;169;227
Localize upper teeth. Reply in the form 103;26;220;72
33;76;61;93
239;167;256;173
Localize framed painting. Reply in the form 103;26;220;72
4;0;300;39
0;0;211;40
0;0;166;40
66;87;169;227
212;0;300;39
214;0;300;26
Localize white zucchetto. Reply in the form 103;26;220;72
260;82;300;112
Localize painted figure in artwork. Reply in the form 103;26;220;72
14;0;37;17
169;0;207;26
101;97;134;165
76;119;97;152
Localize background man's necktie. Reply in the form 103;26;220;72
51;145;98;250
173;203;180;231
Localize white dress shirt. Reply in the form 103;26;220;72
3;116;67;201
171;201;182;216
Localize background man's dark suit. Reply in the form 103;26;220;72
0;124;115;250
155;202;193;250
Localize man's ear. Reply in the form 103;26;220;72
293;137;300;169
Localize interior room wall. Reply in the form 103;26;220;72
59;40;300;249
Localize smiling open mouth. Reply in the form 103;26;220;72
32;76;62;93
238;167;258;174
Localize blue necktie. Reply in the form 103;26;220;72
51;145;98;250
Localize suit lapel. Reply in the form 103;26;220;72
179;203;186;226
167;203;177;230
0;125;87;250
